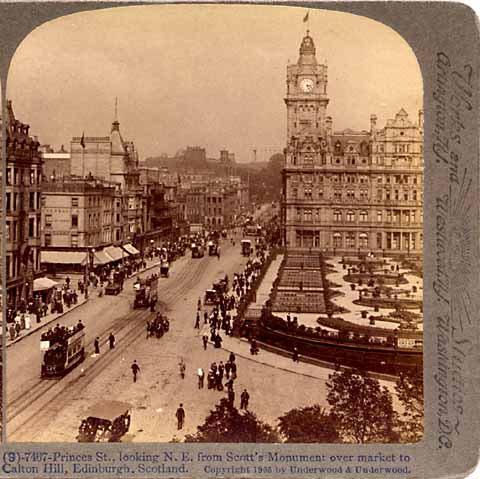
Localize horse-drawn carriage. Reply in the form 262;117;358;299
147;313;170;338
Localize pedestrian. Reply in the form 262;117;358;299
228;388;235;407
176;404;185;430
131;360;140;382
240;389;250;410
292;347;299;362
197;368;205;389
204;311;208;324
230;361;237;379
229;351;236;363
194;312;200;329
202;334;208;350
94;337;100;355
35;308;41;324
109;332;115;349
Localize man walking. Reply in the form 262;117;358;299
202;334;209;350
131;360;140;383
109;332;116;349
176;404;185;430
197;368;205;389
194;312;200;329
240;389;250;410
94;337;100;355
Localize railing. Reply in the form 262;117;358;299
234;247;279;325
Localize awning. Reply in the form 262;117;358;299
94;250;115;265
122;243;140;255
41;251;88;265
33;277;60;291
104;246;128;262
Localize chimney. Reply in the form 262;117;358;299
370;114;377;135
418;109;424;129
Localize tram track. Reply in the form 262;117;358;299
7;255;209;441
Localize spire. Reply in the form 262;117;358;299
112;97;120;132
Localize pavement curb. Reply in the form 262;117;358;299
6;260;163;349
221;337;397;383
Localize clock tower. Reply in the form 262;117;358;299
282;31;331;249
285;30;329;160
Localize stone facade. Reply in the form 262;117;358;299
282;32;423;255
2;101;43;307
41;177;118;250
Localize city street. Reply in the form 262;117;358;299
6;237;330;442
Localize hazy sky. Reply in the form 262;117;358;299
8;5;422;162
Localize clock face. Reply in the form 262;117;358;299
300;78;314;92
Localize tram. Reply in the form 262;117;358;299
40;324;86;377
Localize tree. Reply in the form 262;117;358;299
326;368;398;443
278;405;340;443
395;372;424;442
184;398;280;443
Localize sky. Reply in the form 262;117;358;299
7;4;422;163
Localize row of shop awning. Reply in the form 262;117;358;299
41;243;140;265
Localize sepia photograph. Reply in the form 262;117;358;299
2;4;425;445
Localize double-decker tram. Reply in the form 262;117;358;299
40;323;86;377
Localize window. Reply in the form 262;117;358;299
377;211;382;223
71;234;79;247
411;210;416;223
29;192;35;210
386;176;390;184
346;211;355;222
394;190;399;201
333;233;342;248
403;211;410;223
45;233;52;247
318;190;323;199
304;209;312;222
6;192;11;211
377;232;382;249
346;233;355;248
6;168;11;185
296;208;302;221
333;210;341;222
334;190;342;201
386;211;392;223
360;190;369;200
413;177;417;185
395;175;401;184
377;176;382;183
29;218;35;238
45;214;52;228
346;189;355;200
413;190;418;201
6;221;10;241
304;188;312;200
376;189;382;201
393;210;400;224
359;233;368;248
386;191;391;201
292;188;298;199
359;211;368;222
30;169;36;184
72;214;78;228
72;197;79;207
12;221;17;241
404;191;409;201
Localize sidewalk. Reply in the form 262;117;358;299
5;256;163;348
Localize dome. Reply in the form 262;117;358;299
298;31;317;65
299;31;316;56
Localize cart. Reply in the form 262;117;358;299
160;261;170;278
